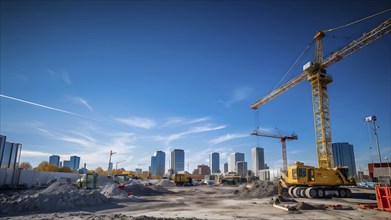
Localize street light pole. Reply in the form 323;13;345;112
366;116;382;163
116;160;126;172
385;157;390;178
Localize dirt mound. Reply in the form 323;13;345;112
0;182;111;215
155;179;176;187
124;183;163;196
96;174;115;187
98;183;129;199
152;185;174;193
235;181;277;197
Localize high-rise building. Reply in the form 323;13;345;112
252;147;265;177
171;149;185;173
0;135;6;167
49;155;60;166
155;151;166;177
150;156;157;176
210;152;220;173
224;162;228;173
150;151;166;177
332;142;357;178
193;164;211;175
0;135;22;169
230;152;244;172
70;156;80;171
236;161;247;178
63;160;71;169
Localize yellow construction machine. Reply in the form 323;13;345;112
172;173;193;186
251;17;390;198
281;162;354;198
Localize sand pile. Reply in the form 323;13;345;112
235;181;277;197
155;179;176;187
0;182;111;215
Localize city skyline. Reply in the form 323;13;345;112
0;1;390;174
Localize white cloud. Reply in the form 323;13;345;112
116;117;156;129
47;69;72;85
21;150;51;158
70;96;93;111
162;116;210;127
57;136;94;148
219;87;251;107
210;133;248;145
155;124;227;145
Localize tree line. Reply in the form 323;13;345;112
18;161;127;175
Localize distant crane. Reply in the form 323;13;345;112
251;128;298;173
137;163;146;168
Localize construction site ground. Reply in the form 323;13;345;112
1;180;390;220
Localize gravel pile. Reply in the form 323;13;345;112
98;183;130;199
155;179;176;187
152;185;174;194
235;181;278;197
96;174;115;187
124;183;164;196
0;182;111;215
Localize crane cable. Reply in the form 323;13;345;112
273;39;314;90
272;8;391;91
323;8;391;33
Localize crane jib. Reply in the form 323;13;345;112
251;18;391;110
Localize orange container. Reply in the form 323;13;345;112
375;185;391;212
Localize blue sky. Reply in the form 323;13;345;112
1;0;390;174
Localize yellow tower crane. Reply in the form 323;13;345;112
251;17;390;198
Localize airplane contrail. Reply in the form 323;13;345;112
0;94;99;121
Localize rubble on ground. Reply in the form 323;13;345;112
295;202;325;210
0;182;112;215
98;182;130;199
234;181;278;197
123;183;165;196
155;179;176;187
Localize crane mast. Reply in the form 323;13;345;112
251;18;391;169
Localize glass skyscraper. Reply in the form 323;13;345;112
150;151;166;177
210;152;220;173
70;156;80;171
155;151;165;177
251;147;265;177
171;149;184;173
49;155;60;166
150;156;157;176
230;152;244;172
332;142;357;178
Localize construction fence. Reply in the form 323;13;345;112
0;168;79;188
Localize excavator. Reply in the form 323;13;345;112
251;16;390;198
